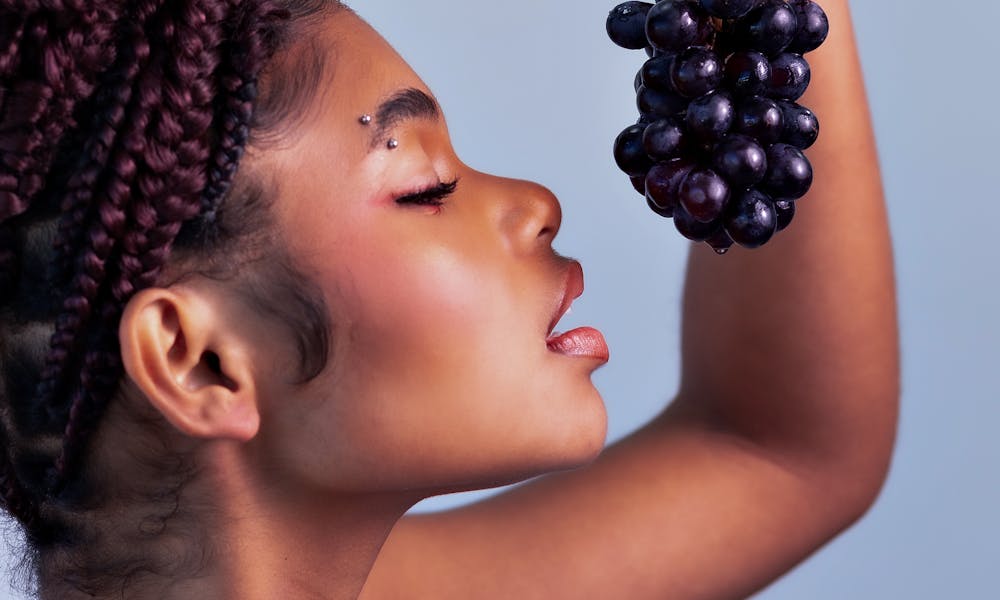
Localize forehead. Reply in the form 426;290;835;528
250;11;434;168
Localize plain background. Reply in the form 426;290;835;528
4;0;999;598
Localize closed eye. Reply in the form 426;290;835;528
394;178;459;207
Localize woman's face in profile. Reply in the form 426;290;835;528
245;10;609;496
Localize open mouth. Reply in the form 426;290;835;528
545;261;609;362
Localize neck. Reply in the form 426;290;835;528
45;441;417;600
181;446;417;600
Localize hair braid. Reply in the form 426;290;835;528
0;2;338;563
200;1;280;210
0;7;117;222
35;3;169;431
51;0;288;489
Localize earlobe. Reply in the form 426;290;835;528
119;287;260;442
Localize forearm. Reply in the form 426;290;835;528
674;0;899;496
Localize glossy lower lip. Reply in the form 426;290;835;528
546;327;610;363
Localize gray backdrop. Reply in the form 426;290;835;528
4;0;999;598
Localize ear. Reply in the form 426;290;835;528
119;286;260;441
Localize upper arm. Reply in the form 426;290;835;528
361;403;879;600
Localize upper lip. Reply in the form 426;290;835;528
547;260;584;337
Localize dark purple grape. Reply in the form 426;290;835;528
705;228;735;254
630;175;648;196
686;91;734;142
734;0;798;56
776;100;819;149
643;117;686;160
723;51;771;97
711;134;767;187
635;68;644;92
679;167;730;222
786;0;829;54
734;95;783;144
775;198;795;230
645;158;695;213
647;197;675;218
724;188;777;247
768;53;810;100
646;0;705;52
670;47;724;98
614;123;654;177
763;143;812;199
637;84;689;117
607;2;656;50
699;0;759;19
640;54;675;91
674;205;724;241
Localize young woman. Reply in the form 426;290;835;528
0;0;898;598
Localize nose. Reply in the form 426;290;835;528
486;175;562;254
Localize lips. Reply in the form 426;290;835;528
545;261;609;362
547;260;585;337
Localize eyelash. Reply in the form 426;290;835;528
394;178;459;207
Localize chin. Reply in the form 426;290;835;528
512;388;609;479
415;402;608;499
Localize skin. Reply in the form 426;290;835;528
116;1;897;598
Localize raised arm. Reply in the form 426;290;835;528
363;1;899;597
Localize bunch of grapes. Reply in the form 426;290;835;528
606;0;828;253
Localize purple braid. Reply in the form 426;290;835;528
0;0;122;529
0;5;117;221
35;1;169;431
51;0;287;490
0;0;336;550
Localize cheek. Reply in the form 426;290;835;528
302;233;606;490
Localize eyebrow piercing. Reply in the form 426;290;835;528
359;114;373;125
387;138;399;149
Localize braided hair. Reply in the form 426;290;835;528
0;0;339;588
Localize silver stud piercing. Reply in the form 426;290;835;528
359;114;372;125
387;138;399;149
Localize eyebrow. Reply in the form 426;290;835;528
368;88;441;151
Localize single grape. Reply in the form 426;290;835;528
768;52;810;100
734;95;783;144
647;197;675;218
630;175;648;196
614;123;654;176
705;228;735;254
643;117;686;160
607;2;656;50
711;133;768;187
775;198;795;230
635;68;644;92
723;51;771;97
699;0;759;19
776;100;819;149
763;143;812;199
640;54;675;91
670;47;724;98
674;204;724;241
786;0;829;54
724;188;778;247
679;167;730;222
733;0;798;57
637;84;689;117
645;158;695;213
686;91;734;142
646;0;705;52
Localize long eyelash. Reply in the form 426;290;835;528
395;178;459;207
